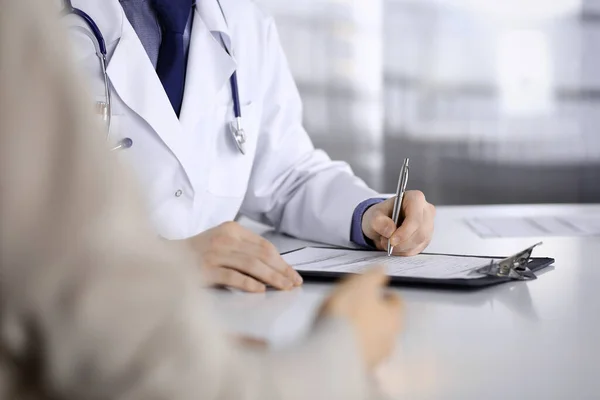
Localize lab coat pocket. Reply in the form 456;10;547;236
208;102;260;197
107;111;178;215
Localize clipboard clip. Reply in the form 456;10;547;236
474;242;543;281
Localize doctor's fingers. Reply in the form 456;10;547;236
379;225;430;256
203;251;296;291
213;222;302;285
388;192;430;246
240;239;303;286
369;192;430;239
384;205;435;255
388;207;422;249
364;199;397;240
399;206;435;256
206;267;266;293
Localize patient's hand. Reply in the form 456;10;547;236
319;268;403;369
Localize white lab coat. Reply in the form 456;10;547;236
66;0;378;245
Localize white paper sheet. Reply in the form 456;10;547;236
283;247;492;280
465;215;600;238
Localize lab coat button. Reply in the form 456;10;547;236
175;189;183;198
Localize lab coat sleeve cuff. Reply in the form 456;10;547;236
350;198;387;248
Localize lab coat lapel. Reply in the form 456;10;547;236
179;6;236;135
107;19;183;146
107;10;202;186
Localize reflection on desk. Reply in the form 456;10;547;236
209;285;326;348
232;205;600;399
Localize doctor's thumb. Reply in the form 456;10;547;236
368;208;397;239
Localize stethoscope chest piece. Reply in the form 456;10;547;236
229;117;246;155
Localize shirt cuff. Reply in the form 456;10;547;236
350;198;386;248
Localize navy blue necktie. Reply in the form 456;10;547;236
152;0;193;116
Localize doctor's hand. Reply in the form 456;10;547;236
361;191;435;256
319;268;402;369
184;222;303;293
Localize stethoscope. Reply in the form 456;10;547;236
62;0;247;155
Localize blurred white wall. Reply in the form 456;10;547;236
257;0;385;189
384;0;589;163
257;0;600;203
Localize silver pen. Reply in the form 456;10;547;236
387;158;410;256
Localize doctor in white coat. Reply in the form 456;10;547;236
65;0;436;292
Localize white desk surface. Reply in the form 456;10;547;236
210;205;600;399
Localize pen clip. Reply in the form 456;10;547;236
388;158;411;256
391;159;410;223
400;162;409;193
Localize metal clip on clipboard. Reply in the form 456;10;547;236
474;242;543;281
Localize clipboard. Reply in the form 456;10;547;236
282;243;555;289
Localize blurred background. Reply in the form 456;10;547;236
256;0;600;205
